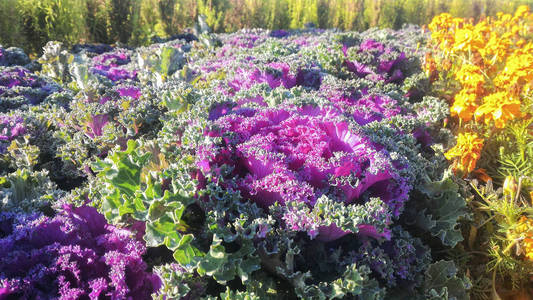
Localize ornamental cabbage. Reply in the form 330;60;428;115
0;46;31;67
0;114;25;154
0;205;161;299
0;67;58;111
198;105;410;241
343;39;407;84
91;50;137;82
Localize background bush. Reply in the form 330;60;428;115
0;0;531;56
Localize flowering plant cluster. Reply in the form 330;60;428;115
426;6;533;298
91;50;138;82
427;6;532;174
0;19;482;300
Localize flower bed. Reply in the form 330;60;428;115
5;9;533;298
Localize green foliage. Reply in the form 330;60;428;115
405;171;470;247
16;0;87;54
466;179;533;294
278;196;393;238
153;263;204;299
203;287;261;300
108;0;141;43
197;0;227;32
0;168;62;212
135;44;187;86
86;0;111;44
1;0;532;56
423;261;471;300
494;119;533;192
197;234;261;284
288;0;319;29
93;139;202;265
37;41;75;84
0;0;26;48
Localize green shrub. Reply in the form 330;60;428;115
0;0;26;49
17;0;86;54
2;0;532;56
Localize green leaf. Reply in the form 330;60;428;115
173;245;204;267
94;140;200;262
197;240;228;278
216;287;261;300
407;171;469;247
423;261;470;300
237;255;261;283
177;234;194;249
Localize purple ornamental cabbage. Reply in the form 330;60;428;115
0;67;38;90
270;30;289;38
0;205;161;300
353;227;431;288
85;114;109;139
92;52;130;66
0;67;57;106
343;39;406;83
98;86;141;105
348;95;402;126
198;106;410;241
223;34;261;48
226;62;321;95
0;115;26;140
0;115;26;154
215;34;264;57
91;51;137;82
116;86;141;100
0;67;32;90
320;85;403;126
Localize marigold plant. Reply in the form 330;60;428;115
428;6;533;299
444;132;484;174
428;5;532;130
515;216;533;262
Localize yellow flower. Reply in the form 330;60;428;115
479;32;511;64
455;64;484;91
452;26;484;53
514;5;530;20
515;216;533;262
428;13;454;32
494;43;533;90
444;132;484;175
451;89;478;122
475;92;522;128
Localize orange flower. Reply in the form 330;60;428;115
424;52;438;81
451;89;478;122
444;132;484;175
515;216;533;262
471;168;492;183
455;64;484;91
494;43;533;90
479;32;511;64
475;92;522;128
452;24;486;53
